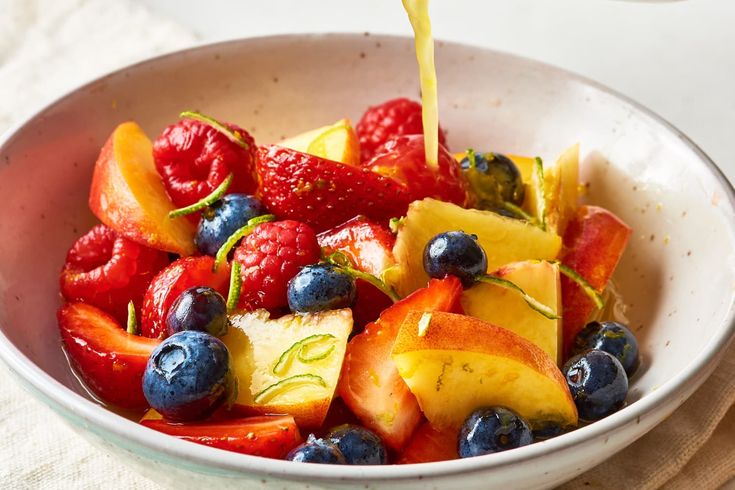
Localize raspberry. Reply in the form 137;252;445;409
356;98;448;162
234;220;321;311
153;118;257;209
60;224;168;324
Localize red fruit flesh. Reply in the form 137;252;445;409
140;256;230;339
153;118;257;209
352;280;395;333
397;421;459;464
60;224;168;324
58;303;159;409
338;276;465;450
141;415;302;459
257;145;414;232
234;220;321;311
356;97;448;162
366;135;469;207
317;216;396;277
560;205;632;358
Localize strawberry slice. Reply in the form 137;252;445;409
397;421;459;464
58;302;159;409
141;256;230;340
257;145;413;232
366;135;469;207
141;415;302;458
338;276;464;450
317;216;396;277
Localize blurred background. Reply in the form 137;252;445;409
1;0;733;487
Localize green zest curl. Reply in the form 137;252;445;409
126;301;138;335
253;374;327;404
180;111;251;150
549;260;605;309
168;173;233;219
476;275;559;320
213;214;276;271
324;251;400;302
226;261;242;313
272;334;336;375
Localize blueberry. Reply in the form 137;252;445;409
573;321;640;376
195;194;265;256
423;231;488;287
165;286;228;337
326;424;387;465
143;330;234;421
460;152;525;207
531;422;565;440
458;407;533;458
563;349;628;422
287;264;356;313
286;435;347;464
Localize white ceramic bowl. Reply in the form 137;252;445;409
1;34;734;489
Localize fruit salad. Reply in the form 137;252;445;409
56;1;638;467
57;100;637;465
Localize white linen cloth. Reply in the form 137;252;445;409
1;0;733;488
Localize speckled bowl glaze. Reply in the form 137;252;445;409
1;34;734;489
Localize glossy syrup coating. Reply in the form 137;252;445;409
142;330;234;421
423;231;488;287
326;424;388;465
195;194;266;256
165;286;228;337
287;264;357;313
573;321;640;376
458;407;533;458
563;349;629;422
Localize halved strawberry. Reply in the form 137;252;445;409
317;216;395;277
141;414;302;458
397;421;459;464
58;303;159;409
140;256;230;339
338;276;464;450
257;145;413;232
366;134;469;207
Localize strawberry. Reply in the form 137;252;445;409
60;224;168;324
141;415;302;459
257;145;413;232
356;97;447;162
338;276;464;450
141;256;230;340
233;220;321;311
366;134;469;207
317;216;396;330
58;303;159;409
317;216;395;277
397;421;459;464
153;118;257;209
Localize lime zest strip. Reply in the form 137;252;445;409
272;334;336;375
533;157;547;231
549;260;605;309
476;275;560;320
126;301;138;335
168;173;233;219
500;201;534;222
226;261;242;313
213;214;276;272
324;251;400;302
253;374;327;404
180;111;250;150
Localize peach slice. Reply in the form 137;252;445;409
89;122;195;255
462;260;562;364
279;119;360;166
222;309;352;428
391;311;578;430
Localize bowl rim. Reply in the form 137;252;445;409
1;32;735;482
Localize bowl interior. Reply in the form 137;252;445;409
1;34;734;475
